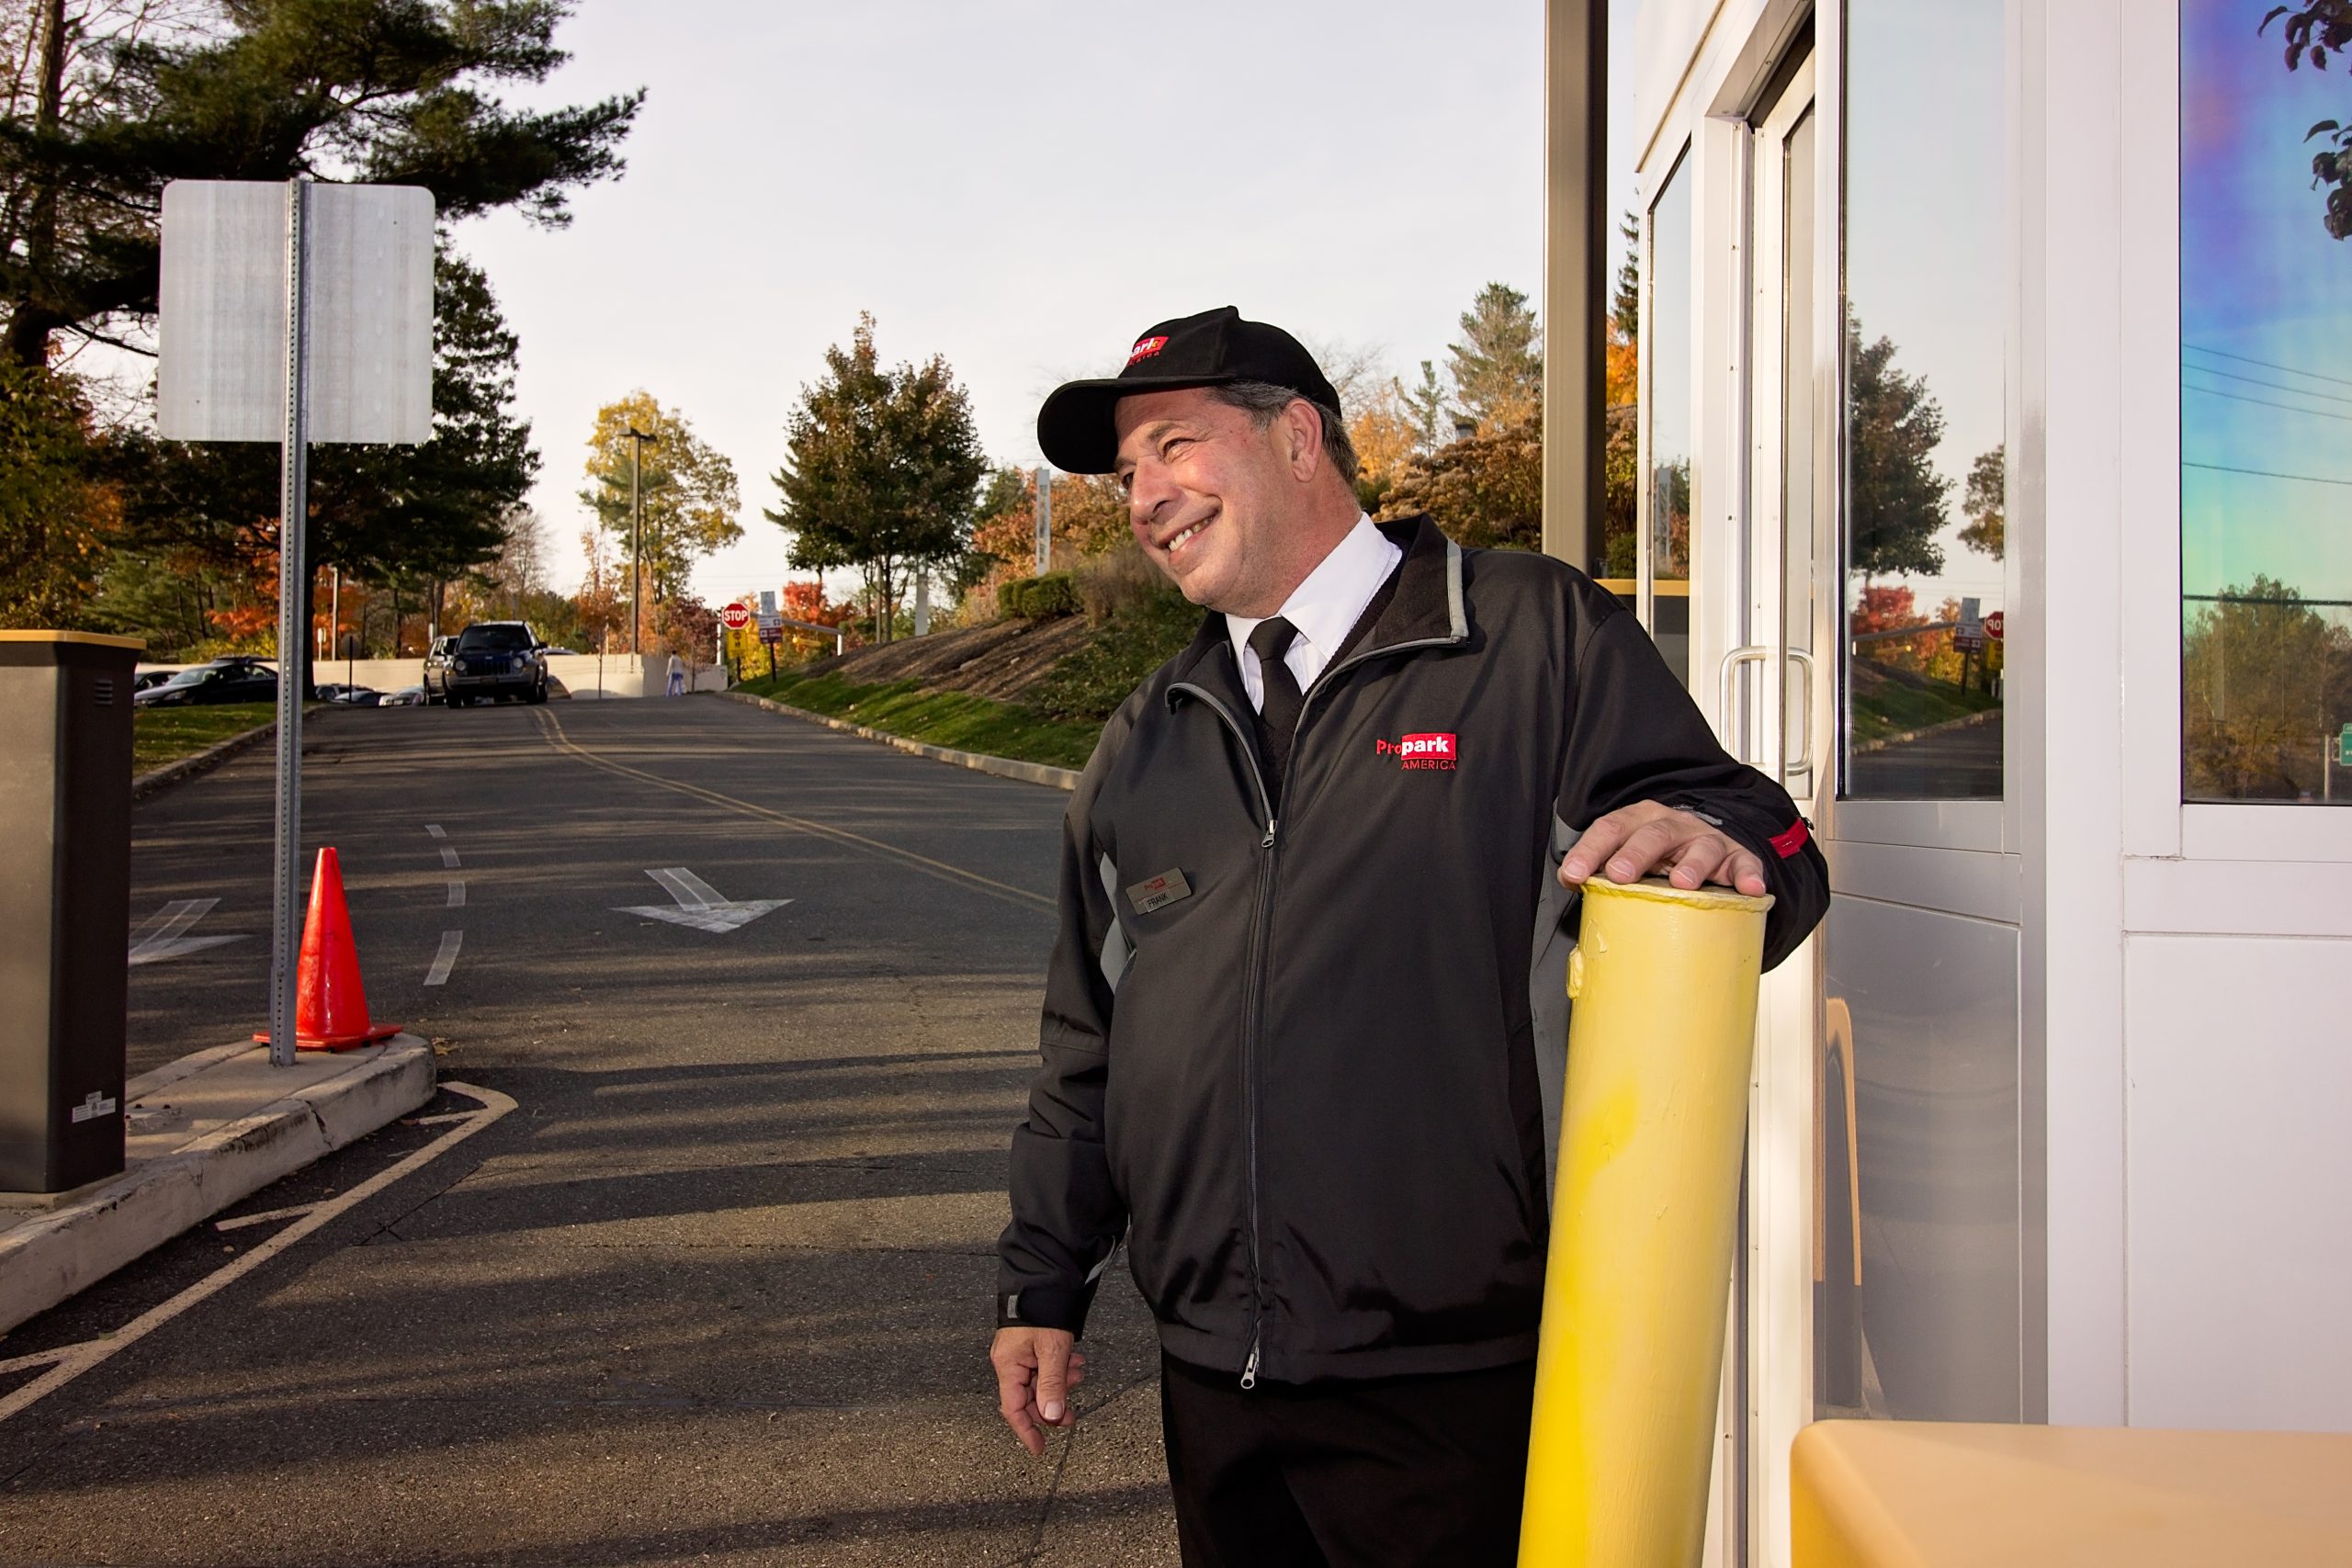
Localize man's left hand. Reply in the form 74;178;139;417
1558;802;1768;897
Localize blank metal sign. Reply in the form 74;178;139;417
157;180;433;445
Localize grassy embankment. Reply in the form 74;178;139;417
738;585;1202;773
132;702;279;774
1849;670;2000;746
735;671;1104;771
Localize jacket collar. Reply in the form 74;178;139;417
1164;514;1465;701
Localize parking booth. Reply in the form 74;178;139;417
0;631;141;1194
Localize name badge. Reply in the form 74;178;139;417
1126;868;1193;915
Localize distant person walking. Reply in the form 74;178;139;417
665;651;685;696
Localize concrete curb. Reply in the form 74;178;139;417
131;717;277;799
0;1034;435;1335
130;704;350;801
1851;704;2000;756
720;689;1081;792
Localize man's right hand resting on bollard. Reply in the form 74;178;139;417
990;1326;1087;1457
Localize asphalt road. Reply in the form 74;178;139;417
1;696;1178;1566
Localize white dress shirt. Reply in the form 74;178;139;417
1227;513;1404;714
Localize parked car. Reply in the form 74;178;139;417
542;646;577;656
131;657;277;708
421;636;458;705
443;621;548;705
131;669;177;693
318;683;381;706
379;684;427;707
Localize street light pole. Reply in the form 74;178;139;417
626;425;656;659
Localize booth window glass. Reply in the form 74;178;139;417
1647;152;1694;686
1840;0;2007;799
2181;0;2352;804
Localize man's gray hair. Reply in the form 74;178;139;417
1207;381;1360;488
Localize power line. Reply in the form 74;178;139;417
2184;459;2352;488
2185;382;2352;424
2183;361;2352;407
2183;342;2352;391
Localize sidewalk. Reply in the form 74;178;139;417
0;1036;434;1335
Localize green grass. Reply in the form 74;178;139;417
1849;673;1999;746
132;702;277;774
738;671;1103;772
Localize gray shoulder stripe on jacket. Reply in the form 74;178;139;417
1443;537;1467;639
1096;853;1132;993
1527;814;1582;1195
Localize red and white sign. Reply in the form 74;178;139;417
720;603;752;631
1984;611;2005;640
1375;732;1458;771
1126;334;1170;366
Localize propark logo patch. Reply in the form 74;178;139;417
1126;334;1170;367
1374;731;1458;772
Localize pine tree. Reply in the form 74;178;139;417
1447;282;1544;430
0;0;641;366
1397;361;1448;455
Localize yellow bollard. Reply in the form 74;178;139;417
1520;876;1774;1566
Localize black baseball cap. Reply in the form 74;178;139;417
1036;306;1342;474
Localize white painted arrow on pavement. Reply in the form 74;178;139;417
616;868;792;933
128;898;244;965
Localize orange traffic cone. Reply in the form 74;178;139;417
254;848;401;1052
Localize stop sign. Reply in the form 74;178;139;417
720;603;752;631
1984;611;2005;640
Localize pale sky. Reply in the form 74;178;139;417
448;0;1644;603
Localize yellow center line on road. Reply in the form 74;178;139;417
529;708;1054;915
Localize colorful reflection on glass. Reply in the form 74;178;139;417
1648;153;1693;685
2182;1;2352;804
1841;0;2007;799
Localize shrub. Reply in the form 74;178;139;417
996;577;1030;619
1023;572;1080;619
1075;540;1165;624
1031;578;1203;721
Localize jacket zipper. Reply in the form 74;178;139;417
1168;630;1461;1392
1170;681;1276;1389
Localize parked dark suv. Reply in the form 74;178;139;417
444;621;548;705
130;656;278;708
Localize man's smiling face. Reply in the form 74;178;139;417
1113;387;1304;618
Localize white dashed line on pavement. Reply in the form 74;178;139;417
439;844;460;869
424;931;463;987
424;824;446;839
447;880;465;908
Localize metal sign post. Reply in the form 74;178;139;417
1034;466;1052;574
268;178;312;1067
158;178;432;1066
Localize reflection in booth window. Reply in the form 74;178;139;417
1841;0;2006;800
2181;0;2352;805
1645;152;1694;686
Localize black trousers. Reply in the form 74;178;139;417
1159;1351;1537;1568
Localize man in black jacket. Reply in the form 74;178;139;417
990;308;1828;1566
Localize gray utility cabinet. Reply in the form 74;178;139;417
0;632;141;1193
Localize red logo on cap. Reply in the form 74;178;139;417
1126;335;1170;367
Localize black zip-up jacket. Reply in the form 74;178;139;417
997;517;1829;1384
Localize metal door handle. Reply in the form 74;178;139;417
1785;648;1815;776
1718;646;1769;762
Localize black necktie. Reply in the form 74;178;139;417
1249;617;1304;808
